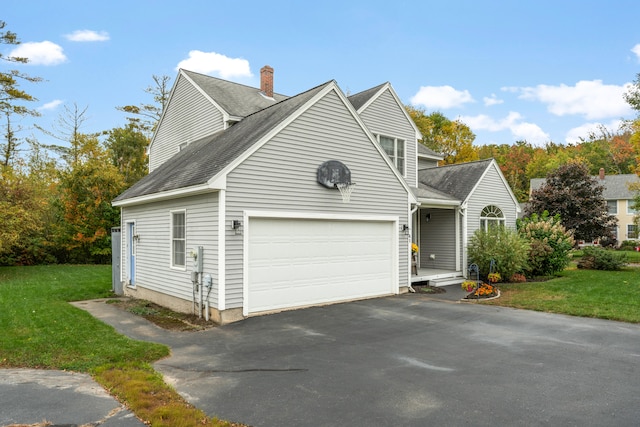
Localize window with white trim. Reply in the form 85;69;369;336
480;205;505;231
171;210;186;268
627;200;638;215
378;135;405;175
607;200;617;215
627;224;638;239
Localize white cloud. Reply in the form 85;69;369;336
632;44;640;61
510;122;550;145
483;94;503;106
9;41;66;65
64;30;110;42
38;99;64;111
176;51;253;79
565;120;625;144
460;112;521;132
517;80;632;120
459;111;550;146
410;85;474;109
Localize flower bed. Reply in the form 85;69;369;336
463;282;500;300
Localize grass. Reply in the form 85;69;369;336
0;265;241;426
485;266;640;322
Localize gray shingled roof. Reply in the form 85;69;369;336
531;174;640;200
114;81;332;202
417;159;494;202
417;143;443;159
181;69;289;118
410;186;459;203
347;83;387;111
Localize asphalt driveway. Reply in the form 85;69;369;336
76;293;640;426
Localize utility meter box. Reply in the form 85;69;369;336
192;246;204;273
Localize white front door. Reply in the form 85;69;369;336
127;222;136;286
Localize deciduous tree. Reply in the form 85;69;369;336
117;74;171;137
406;107;478;164
52;134;125;263
105;123;149;187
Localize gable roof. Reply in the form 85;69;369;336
114;81;332;204
530;173;640;200
347;83;387;111
181;69;289;118
348;82;422;140
417;159;495;203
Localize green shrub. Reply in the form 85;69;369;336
518;212;574;276
577;246;627;270
468;227;530;279
619;240;639;251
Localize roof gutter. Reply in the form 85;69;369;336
112;183;216;207
416;198;461;208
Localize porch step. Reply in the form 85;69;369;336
429;276;465;287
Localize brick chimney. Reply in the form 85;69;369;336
599;168;605;180
260;65;274;98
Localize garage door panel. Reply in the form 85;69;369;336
247;217;396;314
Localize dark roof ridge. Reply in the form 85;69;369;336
181;68;288;98
240;79;336;120
429;158;493;169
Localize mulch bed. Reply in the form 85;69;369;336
106;297;218;331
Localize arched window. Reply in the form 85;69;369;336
480;205;505;231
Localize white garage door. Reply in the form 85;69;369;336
247;217;396;315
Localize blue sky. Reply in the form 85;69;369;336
4;0;640;150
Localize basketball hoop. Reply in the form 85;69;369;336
335;182;355;203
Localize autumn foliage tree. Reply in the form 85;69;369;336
406;107;478;165
52;134;125;263
525;161;617;243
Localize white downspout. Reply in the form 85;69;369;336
218;189;226;312
408;204;420;293
460;203;467;278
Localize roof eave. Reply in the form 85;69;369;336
417;198;461;208
112;183;217;207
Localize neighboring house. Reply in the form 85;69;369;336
530;169;640;244
113;66;520;323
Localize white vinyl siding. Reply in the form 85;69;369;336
419;209;457;270
357;89;417;184
418;157;439;170
466;166;518;242
120;193;219;306
149;75;225;172
225;89;409;310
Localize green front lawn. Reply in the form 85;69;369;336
0;265;168;370
0;265;238;426
486;267;640;322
